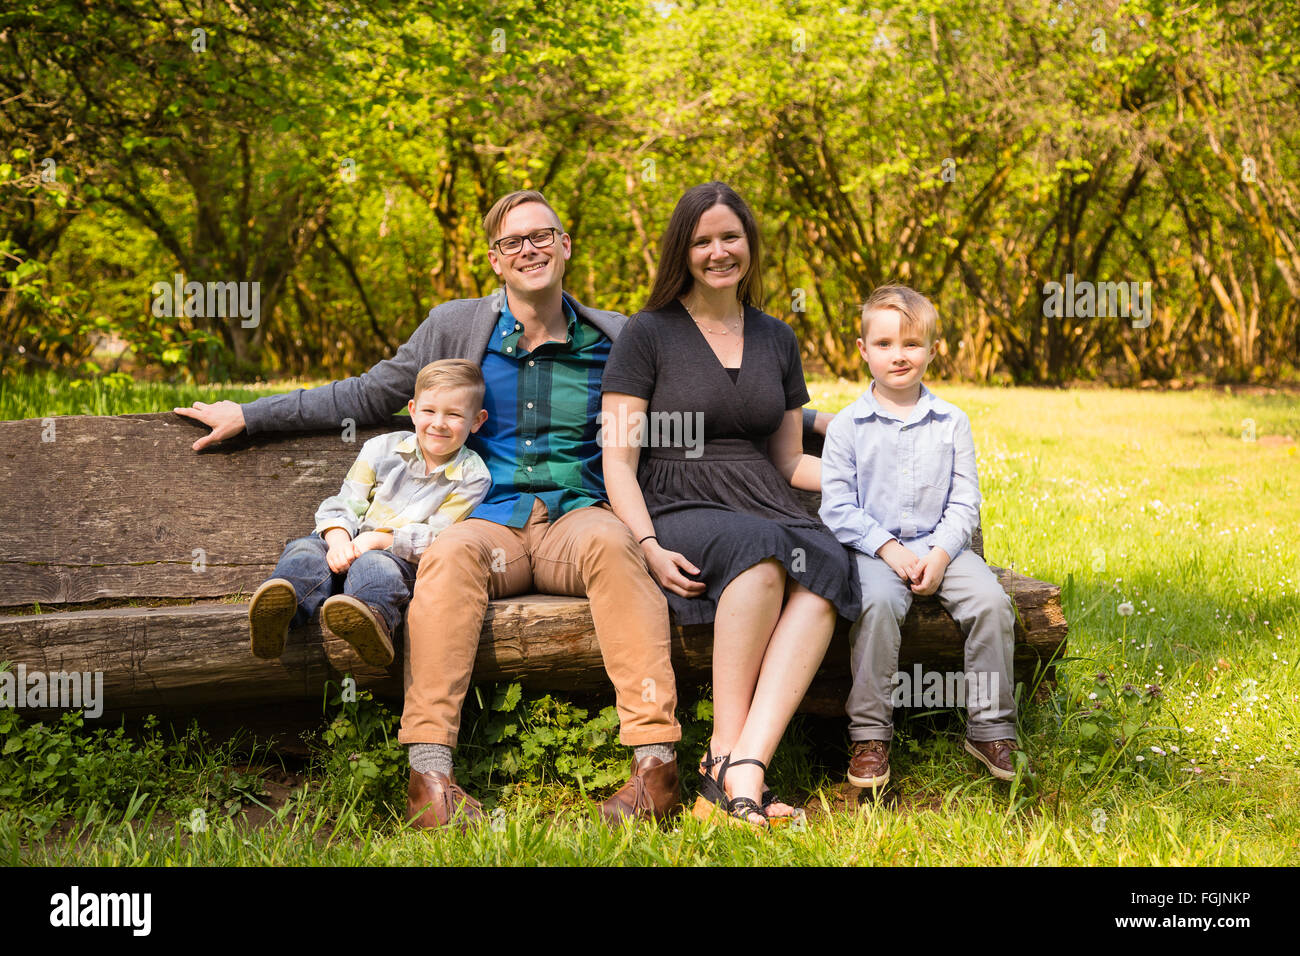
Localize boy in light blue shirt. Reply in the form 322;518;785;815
819;285;1025;789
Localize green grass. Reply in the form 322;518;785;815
3;372;1298;865
0;368;313;419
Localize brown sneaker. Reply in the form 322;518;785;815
406;768;484;831
965;738;1029;781
847;739;891;789
598;755;681;826
248;578;297;659
321;595;395;666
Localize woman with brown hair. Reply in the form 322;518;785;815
601;182;858;829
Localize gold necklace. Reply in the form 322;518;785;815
682;299;743;336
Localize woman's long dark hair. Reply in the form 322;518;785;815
643;181;764;312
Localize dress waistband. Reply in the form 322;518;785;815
645;437;768;462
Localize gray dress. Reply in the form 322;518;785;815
601;301;860;626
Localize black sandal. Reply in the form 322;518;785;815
696;748;801;829
729;758;800;828
697;743;728;806
691;752;768;830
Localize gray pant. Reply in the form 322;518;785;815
846;546;1017;742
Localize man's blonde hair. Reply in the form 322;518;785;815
861;285;939;343
482;190;564;246
413;359;485;411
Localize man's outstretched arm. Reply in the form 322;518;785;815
174;312;445;450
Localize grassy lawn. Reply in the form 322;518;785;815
2;371;1298;865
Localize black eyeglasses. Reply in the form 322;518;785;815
491;227;560;255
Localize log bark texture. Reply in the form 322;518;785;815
0;412;1064;721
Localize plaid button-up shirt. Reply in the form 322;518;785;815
468;294;612;527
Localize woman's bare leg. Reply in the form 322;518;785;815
709;559;786;760
724;582;837;818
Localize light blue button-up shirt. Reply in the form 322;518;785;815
819;382;981;561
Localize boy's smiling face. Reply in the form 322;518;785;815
858;307;938;400
407;384;488;467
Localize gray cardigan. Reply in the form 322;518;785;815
242;291;818;436
242;292;627;435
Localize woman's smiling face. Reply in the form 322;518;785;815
686;203;750;295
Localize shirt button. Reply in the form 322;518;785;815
527;402;534;409
527;466;533;472
525;440;532;446
505;347;513;353
528;360;535;367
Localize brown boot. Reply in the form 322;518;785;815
598;755;681;826
965;738;1029;781
406;768;484;831
847;739;891;789
321;594;395;667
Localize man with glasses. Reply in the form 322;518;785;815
176;190;682;829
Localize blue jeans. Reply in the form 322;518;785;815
270;535;417;636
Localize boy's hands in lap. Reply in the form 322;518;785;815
353;531;394;553
324;528;360;573
908;548;951;596
876;540;923;583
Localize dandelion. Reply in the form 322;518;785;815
1136;755;1145;761
1118;602;1135;616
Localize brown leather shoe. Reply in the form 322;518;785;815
321;595;394;667
847;739;890;789
406;768;484;831
598;755;681;826
965;738;1029;781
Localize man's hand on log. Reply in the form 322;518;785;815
173;400;247;451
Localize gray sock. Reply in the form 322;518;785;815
634;743;675;765
409;743;453;776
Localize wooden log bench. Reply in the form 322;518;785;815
0;413;1066;725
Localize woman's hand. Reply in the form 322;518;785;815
642;541;707;598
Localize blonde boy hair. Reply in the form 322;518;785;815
413;359;485;412
482;190;565;246
861;285;939;344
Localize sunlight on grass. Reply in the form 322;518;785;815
3;373;1298;865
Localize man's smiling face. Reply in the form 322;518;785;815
487;201;571;296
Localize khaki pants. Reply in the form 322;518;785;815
398;500;681;748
